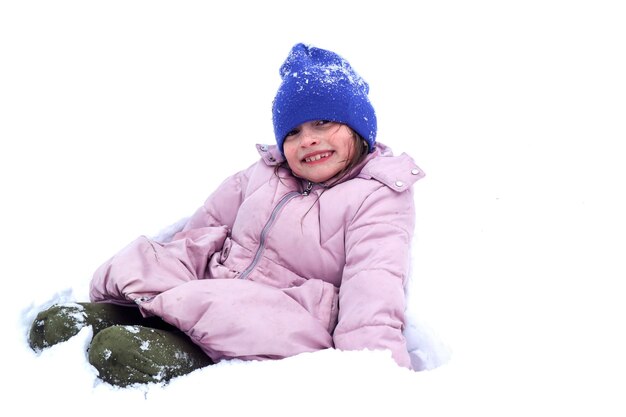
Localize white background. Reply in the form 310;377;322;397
1;1;625;415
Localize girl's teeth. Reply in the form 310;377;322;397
305;153;329;162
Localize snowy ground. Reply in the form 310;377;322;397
2;1;625;415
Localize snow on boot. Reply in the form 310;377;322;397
28;302;164;351
88;325;213;386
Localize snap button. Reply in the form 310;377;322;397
411;169;420;175
220;238;232;263
395;180;404;187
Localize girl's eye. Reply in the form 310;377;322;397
285;128;300;137
316;120;331;126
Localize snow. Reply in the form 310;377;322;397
1;0;625;415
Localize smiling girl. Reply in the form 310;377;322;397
282;120;367;184
29;43;425;386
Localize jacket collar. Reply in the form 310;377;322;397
256;143;284;166
255;142;425;192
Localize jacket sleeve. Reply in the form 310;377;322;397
90;164;257;303
180;162;257;232
89;161;260;307
89;226;229;307
333;185;415;369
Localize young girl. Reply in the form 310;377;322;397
28;43;425;386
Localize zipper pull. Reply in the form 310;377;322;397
302;181;313;196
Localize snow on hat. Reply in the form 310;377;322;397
272;43;377;154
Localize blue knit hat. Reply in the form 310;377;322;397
272;43;377;154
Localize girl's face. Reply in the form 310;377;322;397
283;121;356;183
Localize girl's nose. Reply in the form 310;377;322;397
300;127;320;147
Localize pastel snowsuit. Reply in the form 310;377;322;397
90;142;424;368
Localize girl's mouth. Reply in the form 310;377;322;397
303;152;332;163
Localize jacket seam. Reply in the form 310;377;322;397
346;185;412;239
348;267;404;279
334;322;405;337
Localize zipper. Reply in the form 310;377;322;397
239;182;313;280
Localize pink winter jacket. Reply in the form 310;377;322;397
90;142;425;369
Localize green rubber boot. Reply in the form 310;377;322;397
28;302;171;352
88;325;213;386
